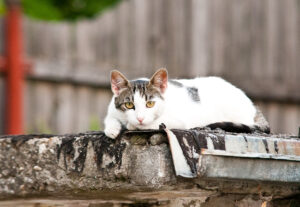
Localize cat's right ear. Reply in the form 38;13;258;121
110;70;130;96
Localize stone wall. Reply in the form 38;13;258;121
0;131;300;206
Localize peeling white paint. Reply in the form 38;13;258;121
193;147;199;159
206;138;214;150
165;129;194;178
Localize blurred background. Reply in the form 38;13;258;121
0;0;299;135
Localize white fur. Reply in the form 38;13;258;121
104;76;256;138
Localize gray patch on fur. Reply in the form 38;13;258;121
169;80;184;87
169;80;200;102
114;89;134;111
187;87;200;102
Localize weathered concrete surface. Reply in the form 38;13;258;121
0;132;177;196
0;131;300;206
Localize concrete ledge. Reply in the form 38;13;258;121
0;131;300;206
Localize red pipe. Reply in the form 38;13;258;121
4;2;24;134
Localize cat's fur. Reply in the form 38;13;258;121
104;68;270;138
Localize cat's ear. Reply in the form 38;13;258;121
110;70;130;95
149;68;168;93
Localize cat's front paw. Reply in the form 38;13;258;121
126;123;137;130
104;123;122;139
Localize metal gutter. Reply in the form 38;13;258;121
202;134;300;161
197;154;300;182
165;128;300;182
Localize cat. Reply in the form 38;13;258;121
104;68;270;138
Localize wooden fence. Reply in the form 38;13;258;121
0;0;299;134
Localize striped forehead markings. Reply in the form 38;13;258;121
131;80;148;96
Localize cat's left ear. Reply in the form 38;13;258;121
149;68;168;93
110;70;130;96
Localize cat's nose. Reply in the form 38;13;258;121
137;117;144;124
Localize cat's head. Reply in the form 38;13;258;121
110;68;168;128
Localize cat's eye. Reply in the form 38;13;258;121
125;102;134;109
146;101;155;108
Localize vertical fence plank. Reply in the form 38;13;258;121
276;1;288;83
150;0;168;72
250;0;267;79
31;82;56;133
24;81;35;133
117;1;131;75
209;0;228;76
75;21;97;64
265;0;280;81
266;102;281;134
55;84;75;134
183;0;192;77
164;0;176;77
133;0;149;76
94;89;113;130
282;0;298;84
169;0;186;78
282;104;300;135
75;86;91;133
190;0;209;76
228;0;252;80
101;11;119;69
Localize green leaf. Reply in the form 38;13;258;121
0;0;6;15
22;0;122;21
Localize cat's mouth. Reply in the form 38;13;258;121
135;123;146;129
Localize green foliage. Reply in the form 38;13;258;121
22;0;121;21
0;0;121;21
0;0;5;15
22;0;63;21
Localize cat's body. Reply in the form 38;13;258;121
104;69;269;138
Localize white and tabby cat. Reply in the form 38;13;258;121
104;68;269;138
